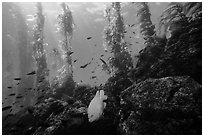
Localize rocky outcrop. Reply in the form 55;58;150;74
2;92;119;135
118;76;202;134
133;17;202;84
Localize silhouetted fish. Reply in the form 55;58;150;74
14;78;21;80
28;88;32;90
87;37;92;40
16;96;23;99
91;76;97;79
80;62;90;69
20;105;24;108
38;77;45;83
27;71;36;75
3;106;12;111
100;54;104;57
17;83;20;85
100;58;107;66
131;24;135;27
124;31;127;33
8;86;12;89
73;59;77;63
91;70;95;73
8;93;16;96
68;51;74;56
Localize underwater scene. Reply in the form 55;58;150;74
2;2;202;135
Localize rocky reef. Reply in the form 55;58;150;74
2;6;202;135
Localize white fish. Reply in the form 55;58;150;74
88;90;107;122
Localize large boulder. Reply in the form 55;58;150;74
118;76;201;135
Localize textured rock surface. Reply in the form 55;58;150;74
118;76;202;134
133;17;202;84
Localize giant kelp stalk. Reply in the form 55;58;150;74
53;2;75;96
57;2;74;76
103;2;133;74
32;2;49;97
133;2;156;45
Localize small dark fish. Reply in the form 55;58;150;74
68;51;74;56
135;41;139;44
91;76;97;79
5;98;7;100
91;70;95;73
2;106;12;111
16;96;23;99
20;105;24;108
87;37;92;40
38;77;45;83
28;88;32;90
124;31;127;33
100;58;107;65
8;86;12;89
17;83;20;85
131;24;135;27
129;36;132;38
80;62;91;69
133;31;135;34
100;54;104;57
27;71;36;75
9;109;12;112
14;78;21;80
80;80;83;83
73;59;77;63
35;101;40;105
8;93;16;96
38;80;43;83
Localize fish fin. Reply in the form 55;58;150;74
100;90;107;100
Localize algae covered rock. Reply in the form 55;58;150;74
118;76;202;135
